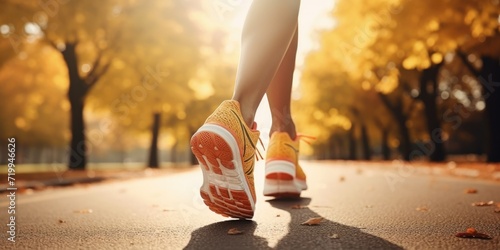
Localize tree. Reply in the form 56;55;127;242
0;0;207;168
318;0;500;162
0;42;69;164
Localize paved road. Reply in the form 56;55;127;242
2;161;500;249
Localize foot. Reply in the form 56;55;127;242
263;132;307;198
190;100;260;219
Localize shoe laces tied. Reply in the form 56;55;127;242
296;134;316;145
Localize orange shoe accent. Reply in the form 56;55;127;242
264;132;312;198
190;100;260;219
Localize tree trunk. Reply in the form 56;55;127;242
334;136;343;159
62;42;88;170
381;128;390;160
60;42;107;169
397;118;411;161
481;56;500;162
378;93;411;161
360;123;371;160
348;125;357;160
148;112;161;168
327;135;337;159
68;91;86;169
419;62;446;162
171;141;178;163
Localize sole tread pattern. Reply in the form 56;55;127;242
191;130;254;219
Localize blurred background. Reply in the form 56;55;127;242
0;0;499;172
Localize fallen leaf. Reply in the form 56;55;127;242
494;208;500;213
74;209;93;214
464;188;478;194
456;228;492;240
365;205;374;208
329;234;339;239
416;206;430;212
227;228;244;235
471;201;494;207
291;205;307;209
339;176;345;182
58;219;66;223
276;214;281;217
301;217;323;226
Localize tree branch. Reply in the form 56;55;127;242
456;50;480;76
86;59;111;88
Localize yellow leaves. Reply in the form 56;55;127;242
427;20;440;31
464;9;478;25
14;117;27;129
75;13;86;23
61;101;70;112
188;79;214;100
431;53;443;64
426;35;438;47
313;110;325;121
376;68;399;94
113;59;126;70
361;80;372;90
176;110;186;120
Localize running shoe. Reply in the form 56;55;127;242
263;132;308;197
190;100;261;219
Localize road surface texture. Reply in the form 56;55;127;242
2;161;499;249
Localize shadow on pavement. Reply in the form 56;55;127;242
184;220;271;250
268;197;403;249
184;198;403;249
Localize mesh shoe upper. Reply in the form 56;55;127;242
266;132;306;181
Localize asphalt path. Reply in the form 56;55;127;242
2;161;499;249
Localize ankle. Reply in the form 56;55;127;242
231;97;259;128
233;100;256;128
270;121;296;139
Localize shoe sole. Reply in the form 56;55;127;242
264;160;307;198
190;124;255;219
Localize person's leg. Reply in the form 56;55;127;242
232;0;301;127
267;27;298;139
263;27;307;198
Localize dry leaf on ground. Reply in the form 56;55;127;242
329;234;339;239
58;219;66;223
471;201;494;207
74;209;93;214
464;188;478;194
455;228;492;240
416;206;430;212
339;176;345;182
301;217;323;226
291;205;307;209
227;228;244;235
495;203;500;213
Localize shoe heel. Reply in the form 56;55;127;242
265;160;295;180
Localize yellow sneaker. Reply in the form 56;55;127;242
263;132;308;197
190;100;260;219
